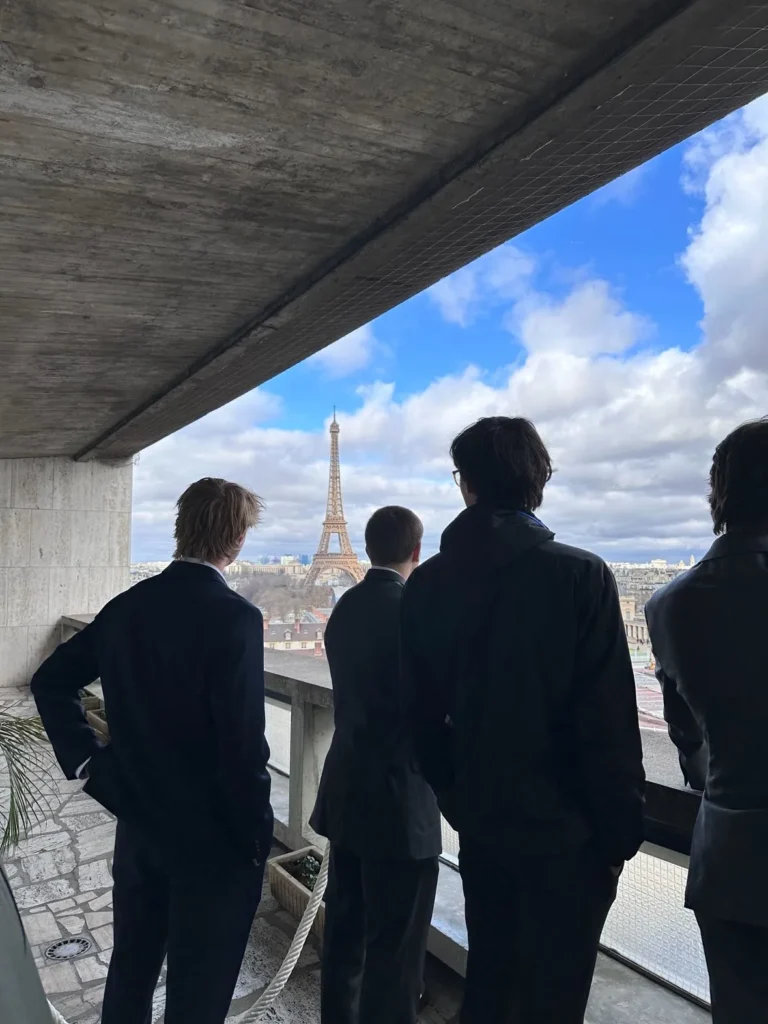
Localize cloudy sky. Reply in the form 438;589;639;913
132;94;768;564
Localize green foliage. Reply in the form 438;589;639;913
0;711;52;855
286;853;322;892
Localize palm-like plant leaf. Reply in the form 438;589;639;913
0;711;53;855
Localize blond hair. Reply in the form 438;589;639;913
174;478;263;563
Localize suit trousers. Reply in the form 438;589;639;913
459;840;617;1024
101;822;263;1024
321;845;439;1024
696;912;768;1024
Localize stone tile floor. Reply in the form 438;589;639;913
1;726;459;1023
0;691;705;1024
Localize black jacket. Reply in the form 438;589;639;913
310;568;441;860
646;534;768;927
31;560;273;866
401;504;645;865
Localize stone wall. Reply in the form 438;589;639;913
0;458;132;690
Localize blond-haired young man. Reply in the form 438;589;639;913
32;478;271;1024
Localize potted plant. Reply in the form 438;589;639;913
0;710;52;854
268;846;326;943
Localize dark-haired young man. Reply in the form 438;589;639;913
401;417;644;1024
646;418;768;1024
311;506;441;1024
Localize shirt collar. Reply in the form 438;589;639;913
179;556;228;582
367;566;405;583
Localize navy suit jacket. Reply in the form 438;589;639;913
31;560;273;866
646;534;768;926
310;568;441;860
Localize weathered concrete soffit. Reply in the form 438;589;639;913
1;1;767;460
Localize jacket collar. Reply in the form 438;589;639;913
700;533;768;562
366;566;405;585
163;559;229;585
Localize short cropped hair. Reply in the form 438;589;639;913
450;416;552;509
365;506;423;567
709;418;768;534
174;478;264;563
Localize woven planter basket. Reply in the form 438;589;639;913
267;846;326;945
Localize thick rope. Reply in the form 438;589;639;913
48;1000;70;1024
232;848;329;1021
48;848;330;1024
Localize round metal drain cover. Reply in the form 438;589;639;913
45;938;92;961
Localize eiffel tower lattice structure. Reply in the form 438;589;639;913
305;412;365;588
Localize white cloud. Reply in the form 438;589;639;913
427;267;478;326
133;96;768;563
427;245;535;326
513;279;653;357
308;324;377;378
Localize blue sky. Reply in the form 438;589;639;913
268;144;703;424
133;95;768;563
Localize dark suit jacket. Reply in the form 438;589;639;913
401;504;645;866
646;533;768;927
31;560;273;866
309;568;441;860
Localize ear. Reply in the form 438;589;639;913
412;542;422;564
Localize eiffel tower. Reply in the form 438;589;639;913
305;411;365;588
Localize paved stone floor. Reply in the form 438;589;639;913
1;734;459;1023
0;691;705;1024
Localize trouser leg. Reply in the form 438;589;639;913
162;857;262;1024
101;822;169;1024
358;856;439;1024
460;842;616;1024
321;845;366;1024
696;912;768;1024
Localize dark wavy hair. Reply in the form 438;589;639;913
709;418;768;534
450;416;552;510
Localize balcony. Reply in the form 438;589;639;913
0;615;711;1023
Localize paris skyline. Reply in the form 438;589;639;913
132;94;768;564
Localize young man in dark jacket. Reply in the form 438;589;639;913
646;419;768;1024
311;506;441;1024
401;417;645;1024
31;478;271;1024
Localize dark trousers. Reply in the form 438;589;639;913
101;822;263;1024
459;841;617;1024
696;913;768;1023
321;844;439;1024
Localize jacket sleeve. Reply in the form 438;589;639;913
400;573;454;794
573;563;645;864
656;663;707;791
30;623;102;779
644;602;708;791
208;603;272;862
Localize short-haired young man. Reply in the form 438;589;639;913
310;506;441;1024
646;418;768;1023
31;478;272;1024
401;417;645;1024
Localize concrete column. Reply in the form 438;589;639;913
287;692;334;850
0;457;132;692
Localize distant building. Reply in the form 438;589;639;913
264;618;326;655
619;596;637;621
250;562;307;576
130;561;170;584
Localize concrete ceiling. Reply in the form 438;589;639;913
1;0;767;460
